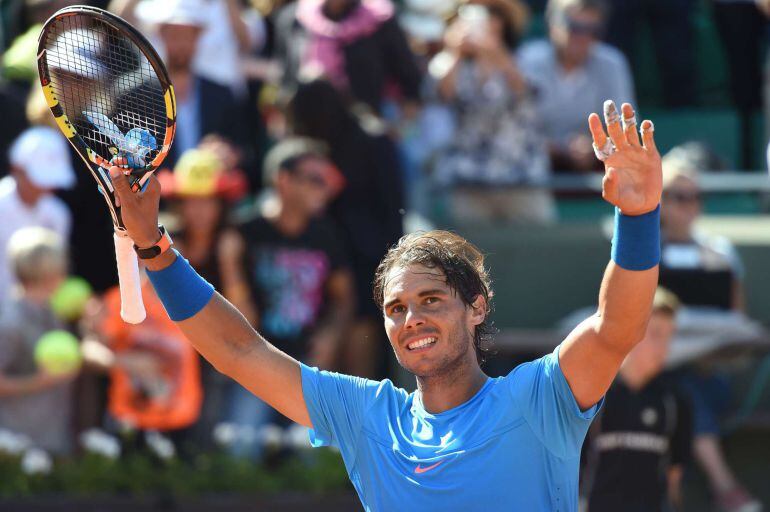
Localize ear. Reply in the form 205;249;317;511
468;294;487;327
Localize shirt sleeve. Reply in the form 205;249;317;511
300;363;386;464
508;344;603;459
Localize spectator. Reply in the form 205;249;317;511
659;151;744;311
0;127;74;302
583;287;692;512
0;227;78;455
94;278;203;453
659;153;763;512
287;79;403;378
217;137;354;456
159;145;248;290
118;0;250;165
428;0;556;224
274;0;422;113
518;0;635;173
114;0;266;97
219;137;353;368
157;145;247;446
603;0;696;108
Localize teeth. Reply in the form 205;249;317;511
408;337;437;350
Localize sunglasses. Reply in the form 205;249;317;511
665;190;702;203
563;17;603;37
292;171;329;189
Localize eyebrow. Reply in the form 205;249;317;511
383;289;449;310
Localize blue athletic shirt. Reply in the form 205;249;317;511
301;345;603;511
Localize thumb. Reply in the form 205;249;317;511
602;167;620;204
108;167;132;205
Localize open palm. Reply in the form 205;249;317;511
589;101;662;216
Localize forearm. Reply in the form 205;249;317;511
225;0;253;52
0;374;52;397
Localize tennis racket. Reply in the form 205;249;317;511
37;5;176;324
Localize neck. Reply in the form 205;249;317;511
22;286;51;306
15;186;40;207
416;360;488;414
269;199;310;237
556;47;582;73
618;363;652;391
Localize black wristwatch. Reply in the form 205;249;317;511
134;225;173;259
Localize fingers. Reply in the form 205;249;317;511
640;120;657;152
604;100;628;149
109;166;132;206
588;113;608;148
621;103;640;147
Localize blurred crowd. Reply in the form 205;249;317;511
1;0;769;510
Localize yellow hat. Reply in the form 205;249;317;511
172;148;224;196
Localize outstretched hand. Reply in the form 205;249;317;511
588;101;662;216
109;167;162;247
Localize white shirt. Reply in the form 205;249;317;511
0;177;72;300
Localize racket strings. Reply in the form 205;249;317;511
43;15;168;169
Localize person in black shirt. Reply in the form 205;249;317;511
219;137;354;367
217;137;354;457
584;287;692;512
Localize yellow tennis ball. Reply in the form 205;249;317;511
34;330;82;375
50;277;93;321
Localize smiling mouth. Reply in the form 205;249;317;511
407;336;437;351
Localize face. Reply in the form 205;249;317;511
550;7;603;64
11;165;50;204
279;156;334;217
662;175;701;234
180;196;222;233
159;24;201;72
382;264;485;378
624;312;676;380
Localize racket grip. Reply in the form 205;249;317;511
114;231;146;324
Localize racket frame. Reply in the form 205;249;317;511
37;5;177;324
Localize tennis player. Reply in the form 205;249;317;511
110;100;661;511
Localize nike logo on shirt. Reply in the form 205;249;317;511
414;460;444;474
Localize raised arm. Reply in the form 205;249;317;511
108;167;311;427
559;101;662;410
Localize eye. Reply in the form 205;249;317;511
424;296;440;305
389;304;405;315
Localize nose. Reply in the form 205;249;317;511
404;305;425;330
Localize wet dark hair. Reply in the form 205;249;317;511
373;230;496;364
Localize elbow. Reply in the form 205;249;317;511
594;316;648;355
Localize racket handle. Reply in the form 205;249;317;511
114;231;146;324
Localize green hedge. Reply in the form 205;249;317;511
0;449;350;497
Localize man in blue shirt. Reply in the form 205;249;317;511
110;100;663;511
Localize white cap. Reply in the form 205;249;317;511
47;29;108;80
9;127;76;190
137;0;208;28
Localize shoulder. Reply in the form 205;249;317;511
517;39;553;65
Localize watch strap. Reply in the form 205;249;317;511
134;225;173;259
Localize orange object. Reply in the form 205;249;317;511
101;281;202;431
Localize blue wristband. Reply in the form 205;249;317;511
146;250;215;321
611;205;661;271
